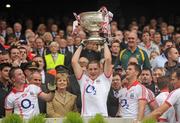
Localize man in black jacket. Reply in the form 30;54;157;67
107;72;121;117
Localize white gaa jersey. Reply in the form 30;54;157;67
5;84;42;119
144;88;156;116
156;91;176;123
78;73;112;116
165;88;180;122
118;81;148;118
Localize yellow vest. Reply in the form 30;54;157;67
45;54;65;70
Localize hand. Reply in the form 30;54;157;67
12;59;21;67
47;81;56;92
102;38;109;44
79;39;88;47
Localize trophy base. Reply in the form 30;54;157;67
84;36;105;45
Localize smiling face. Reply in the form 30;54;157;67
56;73;69;90
127;32;138;48
29;72;42;87
12;68;26;84
87;62;100;80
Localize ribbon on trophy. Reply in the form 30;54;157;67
98;6;113;38
72;12;80;36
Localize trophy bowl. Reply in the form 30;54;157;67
79;11;105;43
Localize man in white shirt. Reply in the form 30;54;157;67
145;68;180;122
151;40;173;69
117;63;148;122
5;67;55;119
155;76;176;123
71;40;112;116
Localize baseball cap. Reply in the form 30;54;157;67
55;65;70;74
21;61;39;70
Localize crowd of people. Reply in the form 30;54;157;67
0;11;180;123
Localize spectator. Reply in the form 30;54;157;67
0;63;12;118
116;31;151;70
9;46;21;67
80;41;101;61
13;22;26;41
36;24;47;37
107;72;121;117
140;68;156;95
153;32;162;46
164;47;179;76
151;40;173;70
110;40;120;65
44;41;65;71
34;37;46;57
0;50;11;64
47;72;77;117
138;31;160;57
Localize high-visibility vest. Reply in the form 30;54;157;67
45;54;65;70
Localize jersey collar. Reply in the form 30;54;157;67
127;81;139;90
12;84;28;93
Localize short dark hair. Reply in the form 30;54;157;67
128;63;141;77
0;63;12;71
141;68;152;76
87;60;100;68
172;68;180;80
157;76;170;90
1;50;9;55
162;40;173;47
113;71;121;77
164;47;174;58
9;46;19;55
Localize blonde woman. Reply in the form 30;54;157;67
47;73;77;117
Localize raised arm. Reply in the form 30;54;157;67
39;92;55;102
71;45;83;79
103;42;112;77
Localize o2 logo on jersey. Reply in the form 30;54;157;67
21;99;34;109
120;99;129;109
86;85;96;95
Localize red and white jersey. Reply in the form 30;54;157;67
118;81;148;118
78;73;112;116
5;84;42;119
156;91;176;123
144;88;156;115
165;88;180;122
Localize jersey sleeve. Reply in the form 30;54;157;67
147;89;155;103
135;84;148;100
29;84;42;95
165;89;180;107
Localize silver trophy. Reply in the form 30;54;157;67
79;11;105;44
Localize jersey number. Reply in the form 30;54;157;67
120;99;129;109
21;99;34;109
